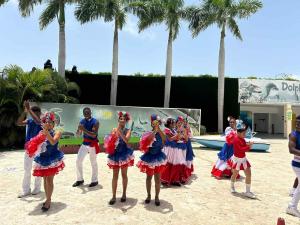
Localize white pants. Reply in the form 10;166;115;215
290;166;300;208
76;145;98;183
22;153;42;194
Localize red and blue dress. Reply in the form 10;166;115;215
160;128;187;184
211;127;236;179
26;131;65;177
137;132;167;176
184;128;195;181
106;128;134;169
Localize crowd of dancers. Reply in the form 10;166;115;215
17;101;194;211
16;100;300;219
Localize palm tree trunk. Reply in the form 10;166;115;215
110;19;119;105
164;29;173;108
58;1;66;78
218;25;226;133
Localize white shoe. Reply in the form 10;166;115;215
18;191;31;198
286;206;300;218
231;187;236;193
244;191;256;199
289;188;295;197
31;189;41;195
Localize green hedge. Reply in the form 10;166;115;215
66;72;239;132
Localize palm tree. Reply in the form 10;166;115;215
0;65;80;147
75;0;136;106
133;0;185;108
186;0;262;133
19;0;76;78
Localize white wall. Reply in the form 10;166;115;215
292;106;300;116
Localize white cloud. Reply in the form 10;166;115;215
9;0;18;6
123;16;156;41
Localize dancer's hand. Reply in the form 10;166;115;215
78;124;84;131
247;141;254;147
116;129;122;136
112;128;118;134
23;100;30;112
41;124;49;135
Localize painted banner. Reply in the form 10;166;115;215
239;78;300;104
34;103;201;140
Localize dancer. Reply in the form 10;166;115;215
229;121;255;199
26;112;65;211
290;178;298;197
105;112;134;205
137;114;167;206
160;117;186;186
183;119;195;182
17;100;42;197
211;116;237;179
73;107;100;187
287;115;300;217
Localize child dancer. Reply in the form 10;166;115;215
105;112;134;205
17;100;42;197
229;121;255;199
137;114;167;206
26;112;65;211
211;116;237;179
287;116;300;217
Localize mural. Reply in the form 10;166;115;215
239;79;300;104
33;103;201;140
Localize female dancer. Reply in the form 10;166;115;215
26;112;65;211
229;121;255;199
183;119;195;182
161;116;188;186
105;112;134;205
211;116;237;179
137;114;167;206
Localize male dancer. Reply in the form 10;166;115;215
17;100;42;197
287;115;300;217
73;107;100;187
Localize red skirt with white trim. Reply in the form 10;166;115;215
227;156;251;171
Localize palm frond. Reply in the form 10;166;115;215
185;6;217;38
75;0;106;24
227;17;242;40
39;0;60;29
231;0;262;19
18;0;42;17
116;11;127;29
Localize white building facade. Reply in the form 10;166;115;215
239;79;300;137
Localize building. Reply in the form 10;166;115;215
238;78;299;137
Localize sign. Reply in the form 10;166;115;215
239;79;300;104
286;110;293;121
34;103;201;140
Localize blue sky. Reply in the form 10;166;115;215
0;0;299;78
